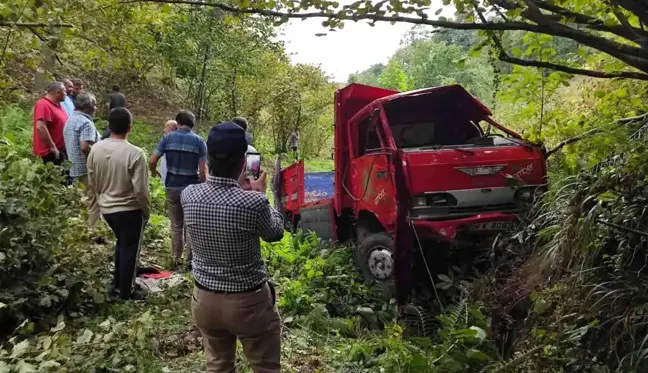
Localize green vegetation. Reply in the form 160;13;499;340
4;0;648;372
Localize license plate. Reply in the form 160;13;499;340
469;221;515;231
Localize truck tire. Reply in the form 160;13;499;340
354;232;396;297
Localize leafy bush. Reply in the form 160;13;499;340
263;231;386;318
0;311;160;372
0;105;32;158
0;123;110;339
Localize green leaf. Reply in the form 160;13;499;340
594;89;606;98
0;362;10;373
469;326;487;342
597;191;617;202
16;361;36;373
51;321;65;332
38;361;61;371
76;329;94;344
511;47;521;57
467;349;490;361
99;319;111;330
533;298;549;315
615;88;628;98
434;8;442;15
11;340;30;358
539;34;554;43
437;274;452;283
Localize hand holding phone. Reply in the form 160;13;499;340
249;171;267;193
246;152;261;180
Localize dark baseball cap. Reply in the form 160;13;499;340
206;121;248;157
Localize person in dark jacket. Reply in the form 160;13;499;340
232;117;254;146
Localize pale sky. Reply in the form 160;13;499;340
278;2;454;82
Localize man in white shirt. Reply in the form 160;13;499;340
87;108;150;300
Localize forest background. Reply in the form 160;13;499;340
3;0;648;372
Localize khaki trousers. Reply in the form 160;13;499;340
191;283;281;373
165;188;191;262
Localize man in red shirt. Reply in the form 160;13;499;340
33;81;68;165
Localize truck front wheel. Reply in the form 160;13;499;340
354;232;396;297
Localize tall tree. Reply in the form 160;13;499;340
128;0;648;81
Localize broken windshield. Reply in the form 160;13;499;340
383;92;517;149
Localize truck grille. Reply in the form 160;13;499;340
410;203;519;221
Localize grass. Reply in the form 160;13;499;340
305;159;334;172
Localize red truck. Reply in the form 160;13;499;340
272;83;547;304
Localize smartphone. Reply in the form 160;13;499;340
246;152;261;180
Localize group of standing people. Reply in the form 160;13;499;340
33;81;286;372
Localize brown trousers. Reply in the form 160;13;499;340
166;188;191;262
191;283;281;373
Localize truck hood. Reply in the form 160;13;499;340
404;145;546;195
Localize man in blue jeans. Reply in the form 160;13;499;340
149;110;207;270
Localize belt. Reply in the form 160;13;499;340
194;280;264;294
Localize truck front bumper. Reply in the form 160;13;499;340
411;212;519;242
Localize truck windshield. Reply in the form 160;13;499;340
389;122;517;149
383;92;515;150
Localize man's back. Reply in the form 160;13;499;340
156;129;206;189
182;177;284;292
63;112;99;178
87;138;150;216
107;92;126;110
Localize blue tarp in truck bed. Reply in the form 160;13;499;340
304;172;334;204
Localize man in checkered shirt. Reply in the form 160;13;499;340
182;121;284;373
62;92;100;186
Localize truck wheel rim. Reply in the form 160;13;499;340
368;246;393;280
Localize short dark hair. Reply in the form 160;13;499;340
112;85;120;92
208;154;245;179
71;78;83;86
176;110;196;128
47;81;64;93
232;117;248;131
108;107;132;135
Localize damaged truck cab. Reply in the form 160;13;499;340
273;83;547;303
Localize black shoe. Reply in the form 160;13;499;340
107;285;120;300
120;288;148;301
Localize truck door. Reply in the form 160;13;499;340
349;115;397;232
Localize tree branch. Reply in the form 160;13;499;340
472;4;648;82
498;53;648;80
27;27;64;66
121;0;648;75
0;22;73;28
545;112;648;157
531;0;648;44
613;0;648;27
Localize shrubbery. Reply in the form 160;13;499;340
0;143;111;336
